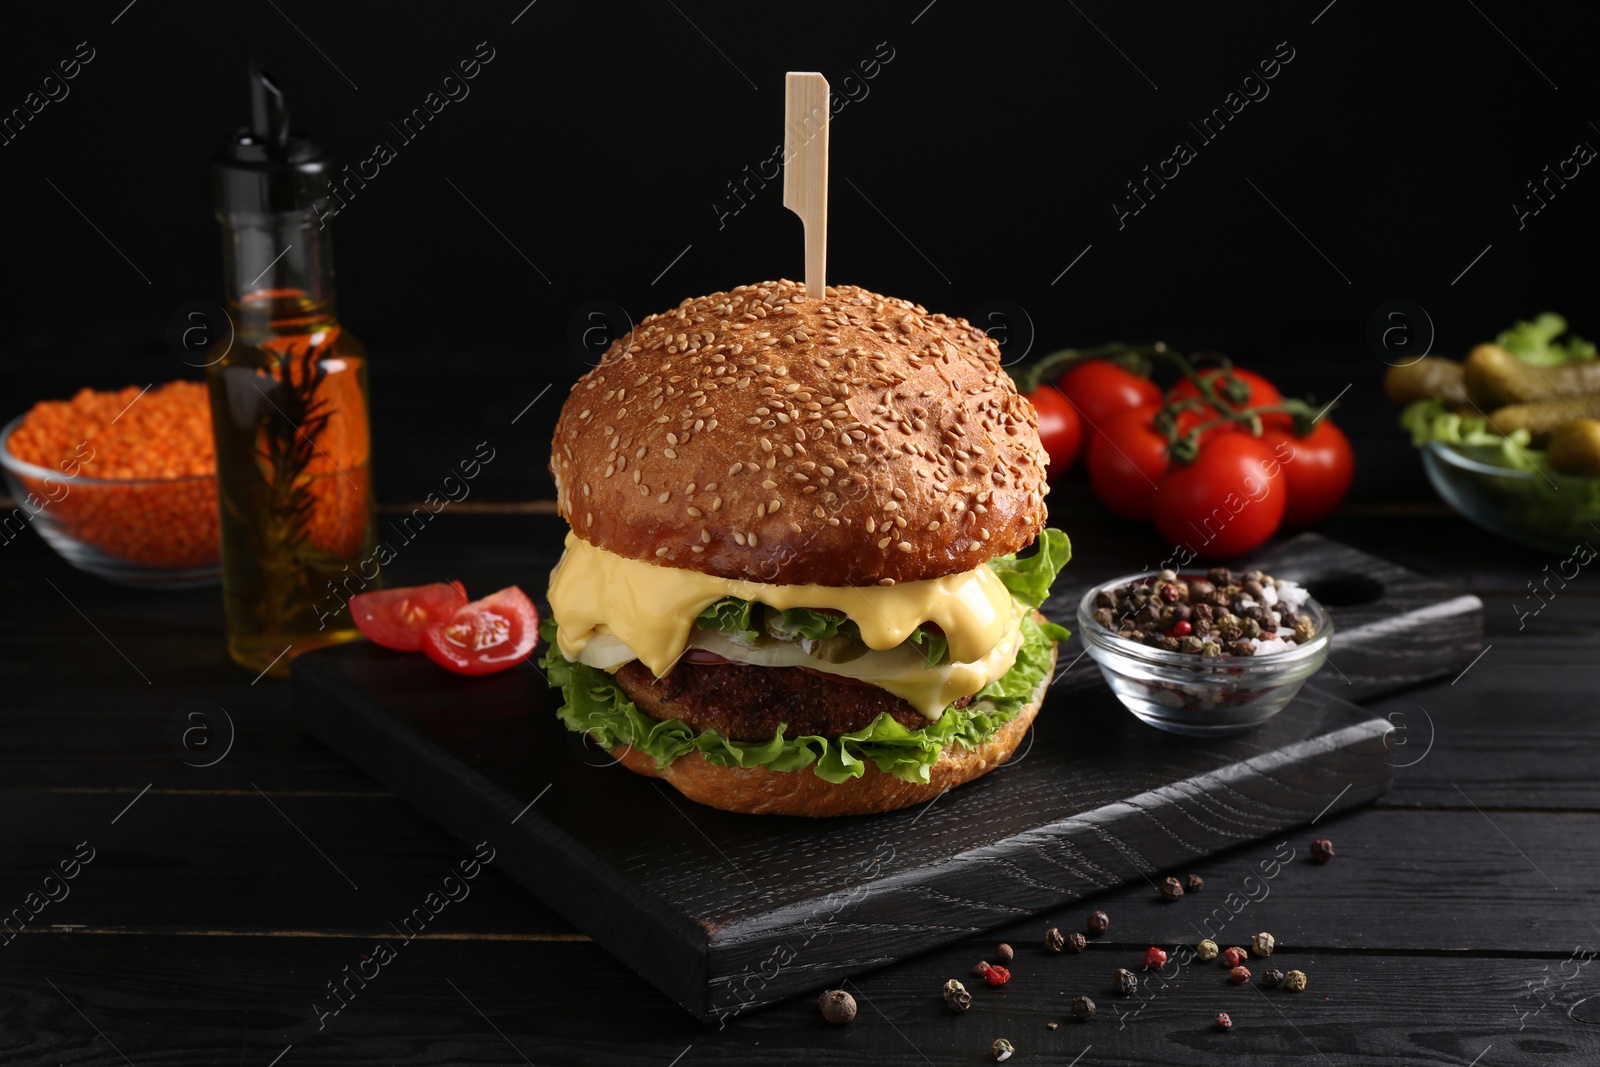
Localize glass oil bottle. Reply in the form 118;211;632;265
207;63;378;677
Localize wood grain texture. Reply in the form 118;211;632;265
4;933;1596;1066
783;72;829;299
296;625;1392;1018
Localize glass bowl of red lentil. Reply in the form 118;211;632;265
1076;571;1334;736
1;413;221;587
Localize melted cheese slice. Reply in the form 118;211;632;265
546;533;1022;716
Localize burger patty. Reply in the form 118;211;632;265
613;659;970;741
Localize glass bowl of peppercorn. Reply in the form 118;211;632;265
1076;566;1333;736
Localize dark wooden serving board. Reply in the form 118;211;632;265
293;534;1481;1022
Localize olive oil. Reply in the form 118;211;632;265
208;65;378;678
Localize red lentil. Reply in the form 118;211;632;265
6;381;219;568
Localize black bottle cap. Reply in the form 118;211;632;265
211;61;329;215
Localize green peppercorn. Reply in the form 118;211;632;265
992;1037;1015;1062
818;988;856;1024
943;979;972;1012
1252;931;1275;957
1284;969;1308;992
1196;939;1219;961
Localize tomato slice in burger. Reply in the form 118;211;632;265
422;586;541;675
350;582;470;651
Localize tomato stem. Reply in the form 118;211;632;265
1010;342;1168;394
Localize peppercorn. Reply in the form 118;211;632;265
1227;639;1255;657
996;942;1014;963
1252;932;1275;957
1093;607;1115;629
1261;968;1285;988
1046;1022;1059;1030
1221;947;1247;968
1200;640;1222;656
1284;969;1308;992
943;979;972;1012
1229;965;1252;985
1087;910;1110;937
1186;873;1204;893
974;960;994;976
1159;876;1184;901
1293;615;1316;642
991;1037;1015;1062
1310;838;1335;863
1045;927;1065;953
1172;619;1193;637
1215;1011;1233;1031
1144;946;1168;970
984;964;1012;987
1196;939;1219;961
1242;579;1264;599
1208;567;1232;586
818;988;856;1024
1071;995;1096;1022
1067;931;1087;953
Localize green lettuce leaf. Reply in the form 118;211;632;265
764;606;849;642
985;528;1073;609
1496;312;1596;367
540;613;1067;786
695;598;761;646
1400;398;1536;469
907;627;949;668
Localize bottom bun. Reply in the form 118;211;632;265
612;644;1055;817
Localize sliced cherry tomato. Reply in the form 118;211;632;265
1026;384;1083;476
1152;433;1287;559
422;586;541;675
1086;404;1171;519
1058;360;1162;434
350;582;469;651
1260;419;1355;528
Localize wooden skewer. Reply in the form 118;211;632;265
783;72;830;301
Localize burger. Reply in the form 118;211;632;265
541;280;1071;816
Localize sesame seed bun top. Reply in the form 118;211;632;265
550;280;1049;586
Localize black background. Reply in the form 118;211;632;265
4;0;1597;501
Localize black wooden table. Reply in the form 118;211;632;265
5;399;1599;1066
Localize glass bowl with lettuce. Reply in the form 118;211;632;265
539;529;1072;789
1389;314;1600;553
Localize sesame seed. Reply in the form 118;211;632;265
877;536;891;549
686;506;703;517
733;532;746;546
656;547;669;557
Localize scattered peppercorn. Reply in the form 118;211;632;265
1252;932;1276;957
1310;838;1335;863
996;942;1014;963
1229;965;1252;985
1215;1011;1233;1031
984;964;1012;987
992;1037;1015;1062
943;979;972;1012
1045;927;1065;954
1186;873;1205;893
1071;995;1097;1022
1196;939;1219;962
974;960;994;977
1114;968;1139;996
1284;969;1308;992
1087;910;1110;937
1161;876;1184;901
1144;947;1168;970
1261;968;1285;988
1066;931;1087;953
818;989;856;1024
1221;947;1248;969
